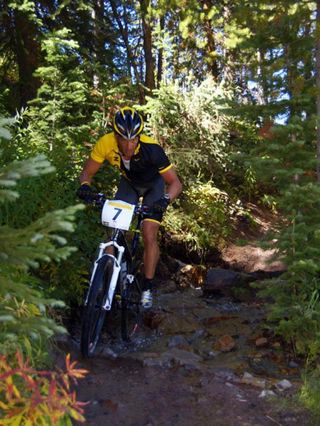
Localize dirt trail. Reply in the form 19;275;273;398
58;285;313;426
55;208;314;425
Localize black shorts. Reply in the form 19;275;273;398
115;175;165;223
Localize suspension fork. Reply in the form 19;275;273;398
86;237;125;310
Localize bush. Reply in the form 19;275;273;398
0;352;87;425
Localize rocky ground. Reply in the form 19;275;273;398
55;207;316;426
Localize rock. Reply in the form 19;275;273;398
158;280;177;293
101;347;118;359
188;329;207;343
175;264;206;289
143;348;203;370
203;268;255;297
168;335;190;349
240;372;266;388
259;390;276;398
255;337;268;347
144;311;200;335
167;348;203;369
275;379;292;391
215;335;236;352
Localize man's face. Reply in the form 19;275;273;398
116;135;139;159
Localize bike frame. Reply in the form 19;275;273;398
85;203;144;311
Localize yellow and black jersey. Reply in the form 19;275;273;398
91;132;172;184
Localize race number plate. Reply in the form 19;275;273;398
101;200;135;231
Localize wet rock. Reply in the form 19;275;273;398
249;356;281;377
258;390;276;398
143;348;203;370
275;379;292;391
255;337;268;347
240;372;267;389
101;347;118;359
204;318;241;338
144;311;200;335
215;335;236;352
167;348;203;369
188;329;207;343
168;335;190;349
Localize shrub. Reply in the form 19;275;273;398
0;352;87;425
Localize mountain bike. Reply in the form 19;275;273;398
80;194;148;358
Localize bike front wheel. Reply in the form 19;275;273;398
121;276;142;342
81;256;114;357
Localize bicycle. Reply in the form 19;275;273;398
80;194;149;358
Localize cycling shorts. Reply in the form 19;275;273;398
115;175;165;224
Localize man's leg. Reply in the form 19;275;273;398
140;219;160;308
142;219;160;279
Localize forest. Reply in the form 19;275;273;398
1;0;320;423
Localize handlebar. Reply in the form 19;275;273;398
86;193;151;215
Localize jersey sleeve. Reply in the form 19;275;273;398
152;145;172;174
91;137;106;163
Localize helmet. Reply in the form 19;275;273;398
113;106;144;140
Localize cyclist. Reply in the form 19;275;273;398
77;106;182;309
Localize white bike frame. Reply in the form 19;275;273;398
85;240;124;311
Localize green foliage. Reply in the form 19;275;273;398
13;28;92;171
301;366;320;418
164;181;242;257
143;78;233;187
0;119;84;363
250;113;320;359
144;78;254;255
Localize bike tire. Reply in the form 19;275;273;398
121;276;142;342
81;255;114;357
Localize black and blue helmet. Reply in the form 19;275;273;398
113;106;144;140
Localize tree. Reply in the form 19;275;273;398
0;118;84;360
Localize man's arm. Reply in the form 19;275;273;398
79;158;102;185
161;168;182;202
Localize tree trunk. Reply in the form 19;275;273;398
157;15;165;88
316;0;320;181
13;8;41;107
140;0;155;92
109;0;145;102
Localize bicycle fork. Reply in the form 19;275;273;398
86;241;124;311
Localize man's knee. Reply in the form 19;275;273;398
143;220;159;246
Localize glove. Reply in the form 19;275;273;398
76;183;93;202
153;194;170;213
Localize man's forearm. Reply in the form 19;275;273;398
167;180;182;202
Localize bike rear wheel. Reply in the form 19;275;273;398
121;276;142;341
81;256;114;357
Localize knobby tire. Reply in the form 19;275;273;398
81;256;114;357
121;276;141;342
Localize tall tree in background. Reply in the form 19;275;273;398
140;0;155;91
0;1;41;108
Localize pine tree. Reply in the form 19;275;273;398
0;118;84;362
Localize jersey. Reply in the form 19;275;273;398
90;132;172;185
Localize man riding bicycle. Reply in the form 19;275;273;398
77;106;182;309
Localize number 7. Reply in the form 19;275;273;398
112;208;122;220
